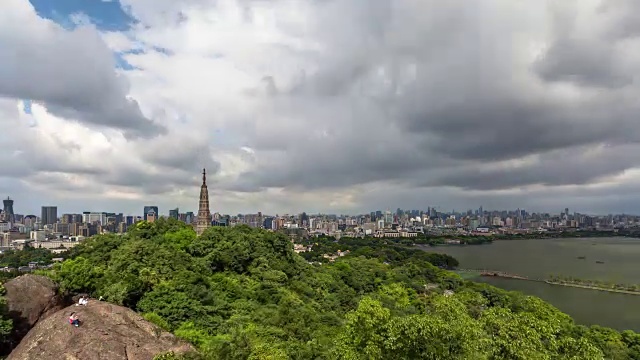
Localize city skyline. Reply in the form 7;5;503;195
1;194;637;218
3;1;640;216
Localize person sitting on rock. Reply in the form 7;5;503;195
78;296;88;306
69;312;80;327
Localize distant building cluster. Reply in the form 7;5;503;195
0;169;213;252
230;207;634;239
0;201;203;252
1;172;637;253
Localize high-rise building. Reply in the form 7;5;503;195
384;210;393;226
169;208;179;219
82;212;107;225
185;211;194;224
2;197;15;224
54;223;71;236
263;217;274;230
143;206;159;221
61;214;72;224
41;206;58;226
195;168;212;236
23;215;37;227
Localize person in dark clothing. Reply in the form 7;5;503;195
69;312;80;327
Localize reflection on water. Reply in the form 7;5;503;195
424;237;640;331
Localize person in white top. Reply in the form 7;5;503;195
77;296;88;306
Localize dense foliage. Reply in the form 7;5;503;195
46;218;640;359
298;235;460;266
0;246;54;268
0;284;13;350
324;229;637;248
548;275;640;293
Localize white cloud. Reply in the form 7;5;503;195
3;0;640;216
101;31;141;53
0;0;165;138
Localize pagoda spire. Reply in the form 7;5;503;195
195;168;212;236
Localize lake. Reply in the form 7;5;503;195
423;237;640;331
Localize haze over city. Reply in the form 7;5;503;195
2;0;640;215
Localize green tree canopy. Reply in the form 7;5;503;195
43;221;637;359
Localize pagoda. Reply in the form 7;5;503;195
195;168;212;235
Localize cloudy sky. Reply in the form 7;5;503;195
2;0;640;216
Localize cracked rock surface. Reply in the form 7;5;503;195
7;300;194;360
4;274;69;346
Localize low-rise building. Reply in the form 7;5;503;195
32;240;80;251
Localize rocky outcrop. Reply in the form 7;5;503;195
71;293;90;303
3;274;69;343
8;300;195;360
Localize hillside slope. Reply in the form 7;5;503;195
43;219;640;359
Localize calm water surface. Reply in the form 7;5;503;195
424;237;640;331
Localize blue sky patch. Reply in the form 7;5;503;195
114;52;136;70
29;0;146;71
22;100;33;115
29;0;133;31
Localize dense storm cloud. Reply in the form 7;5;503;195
1;0;640;215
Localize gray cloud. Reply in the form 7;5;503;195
424;144;639;191
138;139;220;172
7;0;640;215
533;1;639;89
533;38;631;89
0;3;166;138
228;0;640;199
2;148;108;182
101;167;197;190
597;0;640;40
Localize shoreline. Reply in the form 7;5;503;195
488;234;640;241
414;235;640;248
544;281;640;295
459;269;640;296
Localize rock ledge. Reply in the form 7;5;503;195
3;274;68;344
8;300;194;360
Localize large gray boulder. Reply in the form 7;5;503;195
3;274;68;343
8;300;195;360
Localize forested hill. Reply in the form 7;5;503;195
43;219;640;359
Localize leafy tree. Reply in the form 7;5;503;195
64;234;123;264
0;246;54;268
0;284;13;351
189;225;296;275
53;256;104;294
47;224;639;360
128;217;194;240
583;326;629;360
333;297;390;359
622;330;640;360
